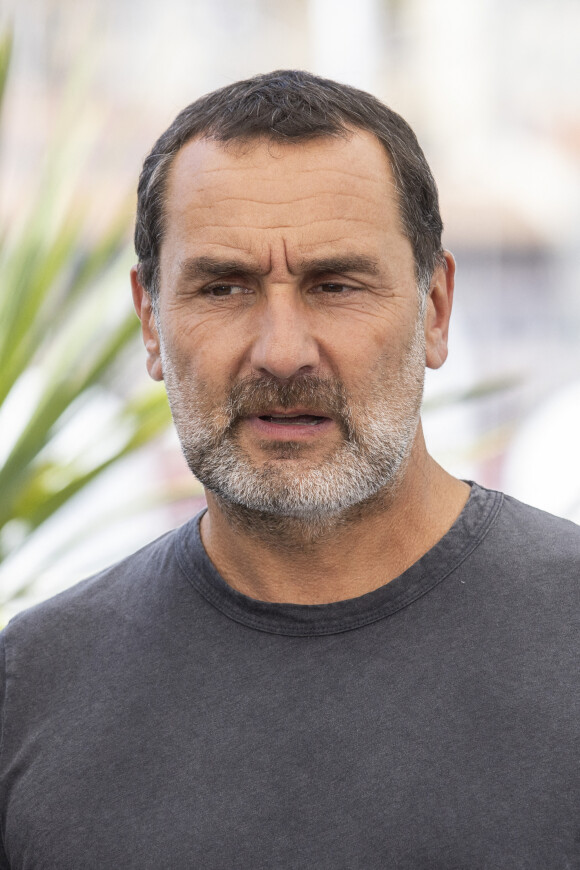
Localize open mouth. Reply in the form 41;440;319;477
258;414;328;426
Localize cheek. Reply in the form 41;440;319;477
162;335;245;407
349;327;424;394
164;305;252;365
331;326;394;382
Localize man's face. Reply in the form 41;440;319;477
133;131;451;519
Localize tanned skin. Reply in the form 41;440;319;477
132;131;470;604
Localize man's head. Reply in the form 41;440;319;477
134;69;445;306
131;73;454;528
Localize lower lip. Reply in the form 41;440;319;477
244;416;335;440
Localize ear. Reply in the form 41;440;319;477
130;265;164;382
424;251;455;370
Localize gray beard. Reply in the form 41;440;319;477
160;319;425;528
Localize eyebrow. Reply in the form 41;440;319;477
178;254;382;282
298;255;381;278
179;256;256;282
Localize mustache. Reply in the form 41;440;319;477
224;374;352;433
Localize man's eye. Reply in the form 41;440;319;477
314;283;355;294
204;284;248;297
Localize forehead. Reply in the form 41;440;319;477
161;131;408;270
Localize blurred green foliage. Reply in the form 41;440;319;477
0;30;172;606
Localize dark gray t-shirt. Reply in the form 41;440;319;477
1;483;579;869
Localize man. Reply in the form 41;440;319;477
1;71;578;869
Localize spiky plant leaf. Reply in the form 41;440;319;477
0;28;176;602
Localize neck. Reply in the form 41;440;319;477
199;430;470;604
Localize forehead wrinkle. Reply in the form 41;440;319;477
167;130;401;214
184;216;379;232
181;190;380;213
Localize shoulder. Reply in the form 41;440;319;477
470;487;580;600
493;490;580;555
1;519;194;656
0;519;204;751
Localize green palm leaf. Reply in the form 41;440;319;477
0;28;175;600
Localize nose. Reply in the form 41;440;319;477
249;287;320;379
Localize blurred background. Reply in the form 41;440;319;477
1;0;579;620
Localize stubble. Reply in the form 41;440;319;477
158;312;426;542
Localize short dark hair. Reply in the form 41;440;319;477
135;69;444;300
